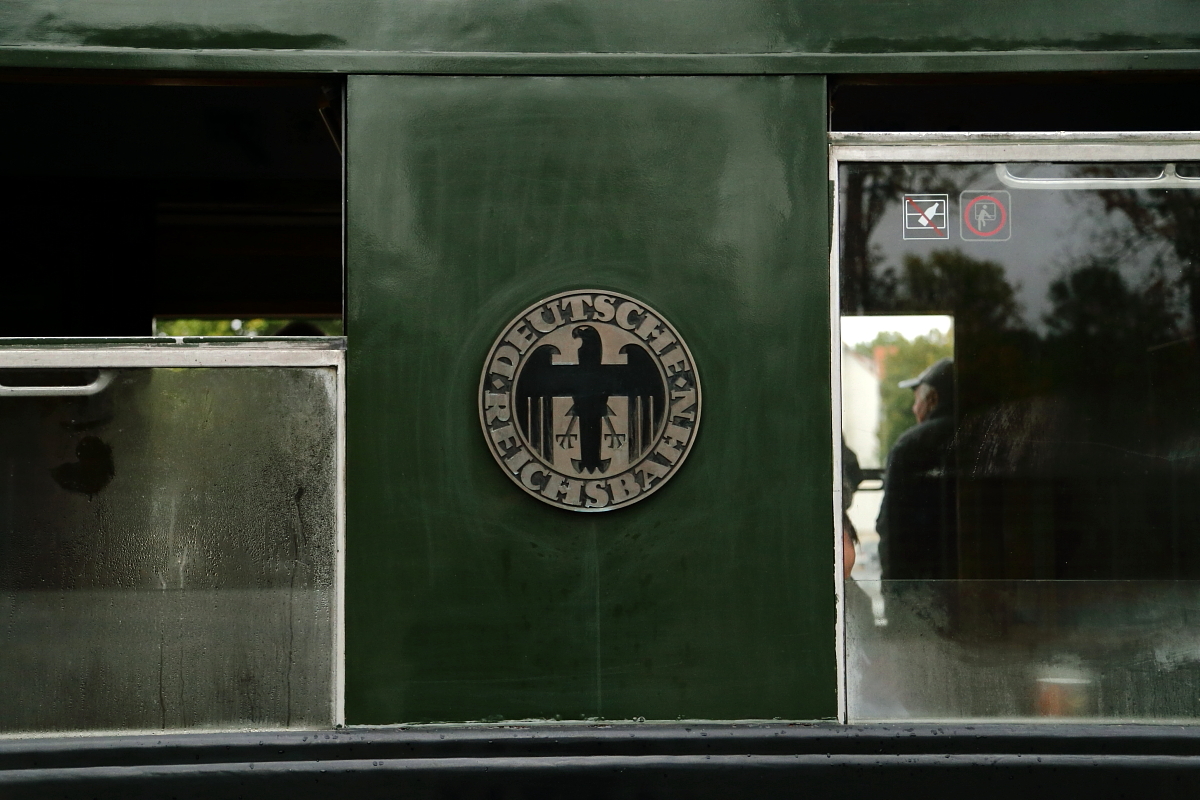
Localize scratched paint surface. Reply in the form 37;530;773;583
345;75;834;722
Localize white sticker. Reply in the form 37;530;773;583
902;194;950;240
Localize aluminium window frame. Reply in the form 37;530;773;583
827;132;1200;723
0;337;347;732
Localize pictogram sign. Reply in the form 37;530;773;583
960;190;1011;241
902;194;950;240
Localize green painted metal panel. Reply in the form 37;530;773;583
2;0;1200;58
345;75;834;723
4;48;1200;75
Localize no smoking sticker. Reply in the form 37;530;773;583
960;191;1011;241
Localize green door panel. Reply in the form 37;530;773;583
346;75;834;723
4;0;1200;56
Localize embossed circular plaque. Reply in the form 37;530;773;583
479;290;701;511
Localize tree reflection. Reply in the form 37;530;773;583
841;163;1200;580
1085;171;1200;333
1044;259;1182;387
840;165;985;314
892;251;1022;334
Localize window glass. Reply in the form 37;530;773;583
840;160;1200;720
0;366;337;732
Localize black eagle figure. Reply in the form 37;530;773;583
516;325;664;474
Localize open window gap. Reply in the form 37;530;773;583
0;72;344;338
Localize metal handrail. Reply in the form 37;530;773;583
995;162;1200;190
0;369;116;397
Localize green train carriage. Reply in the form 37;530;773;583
2;1;1200;795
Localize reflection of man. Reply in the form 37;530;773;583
877;358;958;580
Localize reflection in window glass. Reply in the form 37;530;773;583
841;161;1200;720
0;367;337;732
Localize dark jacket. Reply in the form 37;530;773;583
877;404;958;580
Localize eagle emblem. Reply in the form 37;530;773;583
480;291;700;511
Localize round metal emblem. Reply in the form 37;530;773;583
479;290;701;511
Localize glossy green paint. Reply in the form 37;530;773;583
346;75;834;722
3;0;1200;57
3;48;1200;75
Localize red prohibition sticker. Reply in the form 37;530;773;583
960;190;1011;241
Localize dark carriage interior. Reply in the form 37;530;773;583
830;72;1200;132
0;72;343;337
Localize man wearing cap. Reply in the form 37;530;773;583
877;357;958;581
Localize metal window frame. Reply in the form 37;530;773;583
0;338;348;732
827;132;1200;724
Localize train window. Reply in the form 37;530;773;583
0;74;343;336
0;75;345;733
0;345;344;733
834;135;1200;721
